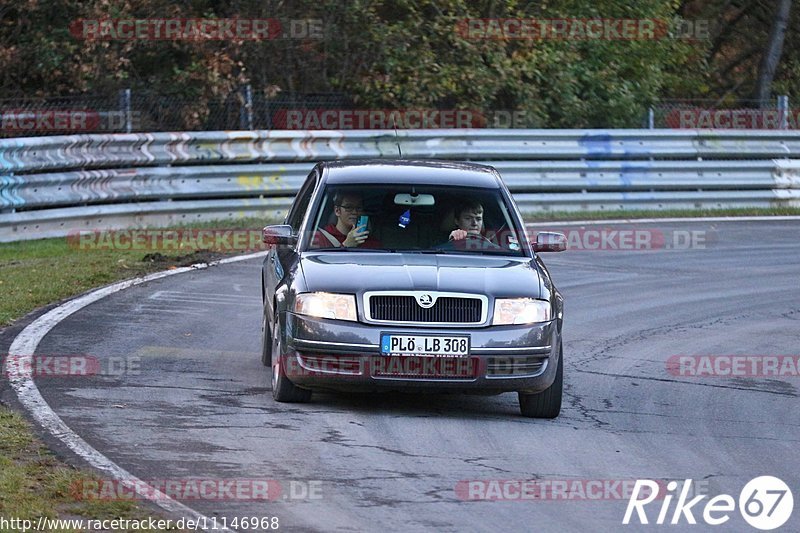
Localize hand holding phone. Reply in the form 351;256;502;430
345;216;369;247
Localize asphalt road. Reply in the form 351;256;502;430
21;220;800;532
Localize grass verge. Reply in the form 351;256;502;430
0;217;276;327
0;409;186;531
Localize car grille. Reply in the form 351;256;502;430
486;357;547;377
369;295;483;324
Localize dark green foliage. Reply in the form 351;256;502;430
0;0;794;127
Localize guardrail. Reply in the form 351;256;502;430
2;130;800;242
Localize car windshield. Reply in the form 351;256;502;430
304;184;527;256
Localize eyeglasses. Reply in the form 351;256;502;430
336;204;363;212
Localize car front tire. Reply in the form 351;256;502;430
518;343;562;418
270;317;312;403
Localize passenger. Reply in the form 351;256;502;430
312;192;382;249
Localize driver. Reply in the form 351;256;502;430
449;199;485;242
441;199;500;250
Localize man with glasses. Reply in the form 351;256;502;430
312;192;382;248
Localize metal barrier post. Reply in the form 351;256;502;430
778;95;789;129
119;88;132;133
240;85;254;130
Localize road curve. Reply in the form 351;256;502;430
19;220;800;532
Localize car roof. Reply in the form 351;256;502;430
320;159;502;188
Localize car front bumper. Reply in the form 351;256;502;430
279;312;561;394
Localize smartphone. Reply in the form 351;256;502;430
357;215;369;230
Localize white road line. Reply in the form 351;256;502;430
148;292;259;305
147;291;244;301
153;290;254;298
7;251;267;533
148;295;260;305
132;307;208;316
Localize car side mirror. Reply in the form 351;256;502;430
533;232;566;252
263;225;297;246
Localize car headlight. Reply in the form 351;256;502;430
492;298;551;325
295;292;357;321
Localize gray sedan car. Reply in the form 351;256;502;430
261;160;566;417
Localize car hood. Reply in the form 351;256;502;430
299;252;542;298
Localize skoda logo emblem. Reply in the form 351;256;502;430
416;294;435;308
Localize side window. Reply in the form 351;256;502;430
286;170;317;230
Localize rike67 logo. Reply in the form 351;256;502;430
624;477;794;530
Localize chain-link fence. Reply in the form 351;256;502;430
0;89;357;137
0;89;794;136
648;96;793;129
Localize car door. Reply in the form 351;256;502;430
263;167;319;324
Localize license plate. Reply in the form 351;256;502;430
380;334;470;357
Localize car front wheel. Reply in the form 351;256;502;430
518;343;562;418
271;317;312;403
